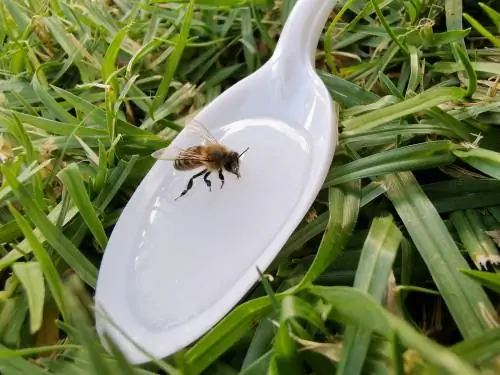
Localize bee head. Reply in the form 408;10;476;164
224;147;249;179
224;152;241;178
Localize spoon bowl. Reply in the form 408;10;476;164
95;0;338;364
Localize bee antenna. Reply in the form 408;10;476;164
239;147;250;158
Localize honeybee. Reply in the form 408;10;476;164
152;120;249;200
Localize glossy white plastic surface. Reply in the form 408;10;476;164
95;0;338;364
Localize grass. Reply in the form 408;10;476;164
1;0;500;374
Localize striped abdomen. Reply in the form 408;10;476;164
174;146;205;171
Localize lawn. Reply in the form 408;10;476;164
1;0;500;374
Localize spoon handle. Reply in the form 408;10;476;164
272;0;338;67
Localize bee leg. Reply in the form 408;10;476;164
218;169;225;189
175;169;207;200
203;170;212;191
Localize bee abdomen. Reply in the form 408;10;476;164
174;146;204;171
174;159;199;170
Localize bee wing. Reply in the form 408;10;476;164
151;145;183;160
151;145;210;161
184;119;220;144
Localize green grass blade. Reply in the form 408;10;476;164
1;166;98;288
104;338;141;375
423;180;500;213
150;0;194;114
0;202;79;270
342;87;466;133
450;210;500;269
280;183;387;262
241;318;274;371
57;163;108;249
64;275;113;375
463;13;500;48
342;95;400;118
43;17;81;61
280;295;327;334
9;113;35;162
371;0;407;54
425;107;473;141
445;0;464;35
12;262;45;334
241;315;274;366
271;317;303;375
49;86;108;128
391;332;405;375
0;294;27;346
407;45;421;92
454;147;500;180
250;0;275;51
185;296;276;374
432;61;500;75
0;343;80;359
270;296;320;375
319;71;380;107
31;72;77;123
324;0;360;73
337;215;402;375
324;141;457;187
3;0;29;33
309;286;480;375
278;212;329;261
7;204;67;321
241;351;273;375
9;114;46;211
0;220;22;244
379;72;404;99
240;7;259;73
451;42;477;98
93;141;108;193
102;25;130;86
0;344;50;375
384;172;497;338
459;269;500;294
478;2;500;32
452;326;500;366
292;181;361;290
94;155;139;211
0;110;107;136
341;123;458;145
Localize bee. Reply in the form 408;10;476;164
152;120;249;200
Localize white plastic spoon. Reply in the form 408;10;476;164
95;0;338;364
